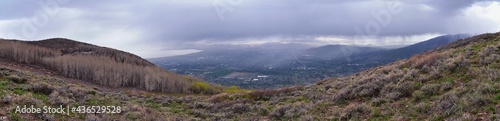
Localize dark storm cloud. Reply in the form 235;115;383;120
138;0;498;42
0;0;499;57
423;0;490;15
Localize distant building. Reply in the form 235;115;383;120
257;75;268;78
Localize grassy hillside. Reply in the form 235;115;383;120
0;38;221;94
0;32;498;120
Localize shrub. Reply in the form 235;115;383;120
7;75;27;84
30;83;54;95
230;104;250;114
224;86;247;93
299;114;314;121
410;53;444;69
331;88;353;104
463;93;491;108
429;67;442;79
68;87;87;100
1;95;11;104
481;54;499;65
436;92;459;116
385;92;403;100
248;86;303;101
210;94;230;103
421;84;441;96
339;104;372;120
190;81;211;94
440;82;453;92
477;83;495;94
479;45;496;58
370;98;387;106
49;91;73;106
269;105;291;120
256;106;270;116
13;94;41;106
380;81;414;100
269;104;310;120
415;102;431;114
412;90;426;102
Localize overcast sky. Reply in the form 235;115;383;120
1;0;499;58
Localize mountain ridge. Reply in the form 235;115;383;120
0;38;221;94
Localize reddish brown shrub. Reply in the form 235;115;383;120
248;86;304;101
409;52;445;69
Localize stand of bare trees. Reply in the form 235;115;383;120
0;39;221;94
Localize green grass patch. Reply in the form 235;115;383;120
165;103;190;114
86;99;100;105
146;100;160;109
9;112;22;121
438;76;455;83
0;79;10;90
13;89;27;95
494;94;500;104
224;86;249;93
284;96;310;104
32;93;49;102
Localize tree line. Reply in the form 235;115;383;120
0;39;221;94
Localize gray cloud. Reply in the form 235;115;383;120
0;0;499;57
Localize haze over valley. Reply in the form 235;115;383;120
150;34;471;89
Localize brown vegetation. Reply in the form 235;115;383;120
1;32;499;120
0;38;220;94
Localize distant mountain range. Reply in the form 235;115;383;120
151;34;471;89
350;34;472;65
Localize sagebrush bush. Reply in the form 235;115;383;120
269;103;310;120
8;75;27;84
436;92;459;116
463;93;491;108
230;104;250;114
248;86;303;101
210;94;229;103
370;98;387;106
385;92;403;100
49;91;73;106
412;90;426;102
13;94;42;106
410;53;444;69
1;95;11;104
477;83;495;94
30;83;54;95
339;104;372;120
415;102;431;114
440;82;453;92
421;84;441;96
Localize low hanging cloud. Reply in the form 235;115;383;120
0;0;499;58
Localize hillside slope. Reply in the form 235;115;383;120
169;32;498;120
0;32;498;120
0;38;220;94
